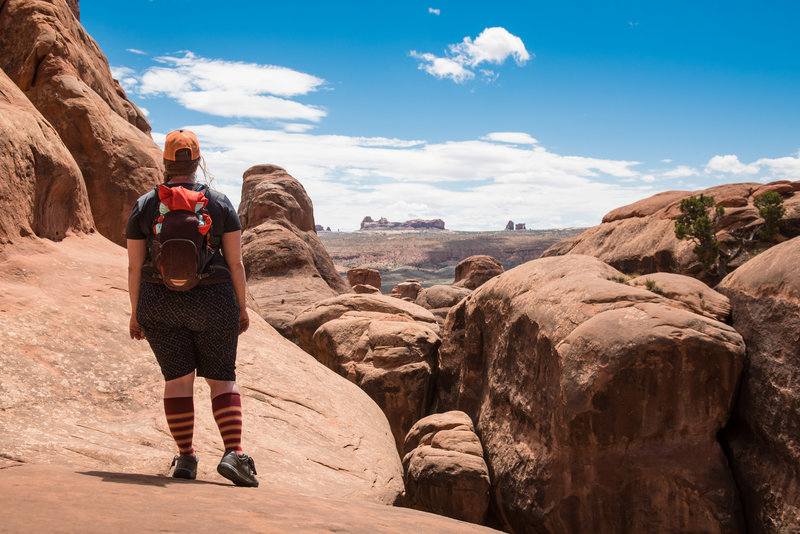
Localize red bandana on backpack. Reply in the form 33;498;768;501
151;184;214;291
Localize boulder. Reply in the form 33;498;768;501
415;285;472;311
626;272;731;322
453;255;504;290
239;165;348;338
0;234;403;504
716;237;800;533
348;267;381;291
352;284;381;295
390;280;423;301
0;68;93;243
293;293;439;350
311;313;441;451
543;181;800;280
403;411;491;524
438;255;746;533
0;0;162;244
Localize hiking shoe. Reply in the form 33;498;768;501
170;454;198;480
217;451;259;487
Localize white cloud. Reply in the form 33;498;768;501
126;48;147;55
132;52;326;122
428;7;440;15
706;154;759;175
662;165;700;178
661;158;673;163
411;27;531;83
754;154;800;179
483;132;539;145
139;107;150;116
409;51;474;83
174;124;649;231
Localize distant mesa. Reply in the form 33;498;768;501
360;216;445;231
504;220;527;231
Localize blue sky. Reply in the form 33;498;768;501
81;1;800;231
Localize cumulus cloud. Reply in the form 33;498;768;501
109;65;140;93
161;125;648;231
411;27;531;83
429;7;440;15
662;165;700;178
706;154;759;175
130;52;326;122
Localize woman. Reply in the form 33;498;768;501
126;129;257;487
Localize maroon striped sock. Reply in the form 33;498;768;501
211;392;243;454
164;396;195;456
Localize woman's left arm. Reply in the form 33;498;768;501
221;230;249;334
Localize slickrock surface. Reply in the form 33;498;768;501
438;254;746;533
453;255;504;289
0;0;162;244
403;411;491;525
0;69;93;243
717;236;800;533
0;235;403;504
626;272;731;321
239;165;349;338
0;464;500;533
542;181;800;279
415;285;472;310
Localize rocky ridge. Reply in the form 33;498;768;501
360;216;446;232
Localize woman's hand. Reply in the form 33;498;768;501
129;315;146;340
238;308;250;335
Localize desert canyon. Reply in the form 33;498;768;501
2;1;800;533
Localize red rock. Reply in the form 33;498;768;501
403;411;491;524
415;285;472;310
543;180;800;280
0;69;93;243
353;283;381;294
438;255;746;533
453;255;504;290
626;272;731;322
348;267;382;291
390;280;423;300
239;165;348;338
716;236;800;533
0;0;162;244
0;464;501;533
0;234;403;503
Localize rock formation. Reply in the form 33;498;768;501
505;220;514;230
515;223;526;230
438;255;746;533
415;284;473;325
238;165;349;338
717;237;800;533
360;216;446;231
542;181;800;279
389;280;423;301
352;283;381;294
403;411;491;525
0;69;93;243
293;294;441;451
348;267;381;291
453;255;505;290
0;235;403;503
0;0;162;244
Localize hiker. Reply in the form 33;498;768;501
125;129;258;487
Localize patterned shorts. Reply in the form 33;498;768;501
136;281;239;381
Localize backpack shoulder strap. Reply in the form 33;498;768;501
197;185;225;249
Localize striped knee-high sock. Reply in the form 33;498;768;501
164;396;195;456
212;392;243;454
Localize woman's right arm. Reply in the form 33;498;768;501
127;239;147;340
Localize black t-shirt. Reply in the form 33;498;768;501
125;183;242;283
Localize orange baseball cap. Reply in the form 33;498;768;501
163;129;201;161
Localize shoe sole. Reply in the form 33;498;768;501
172;468;196;480
217;462;259;487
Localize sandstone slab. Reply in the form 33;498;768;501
0;235;403;504
453;255;504;289
348;267;381;291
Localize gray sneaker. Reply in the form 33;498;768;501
217;451;259;487
170;454;198;480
